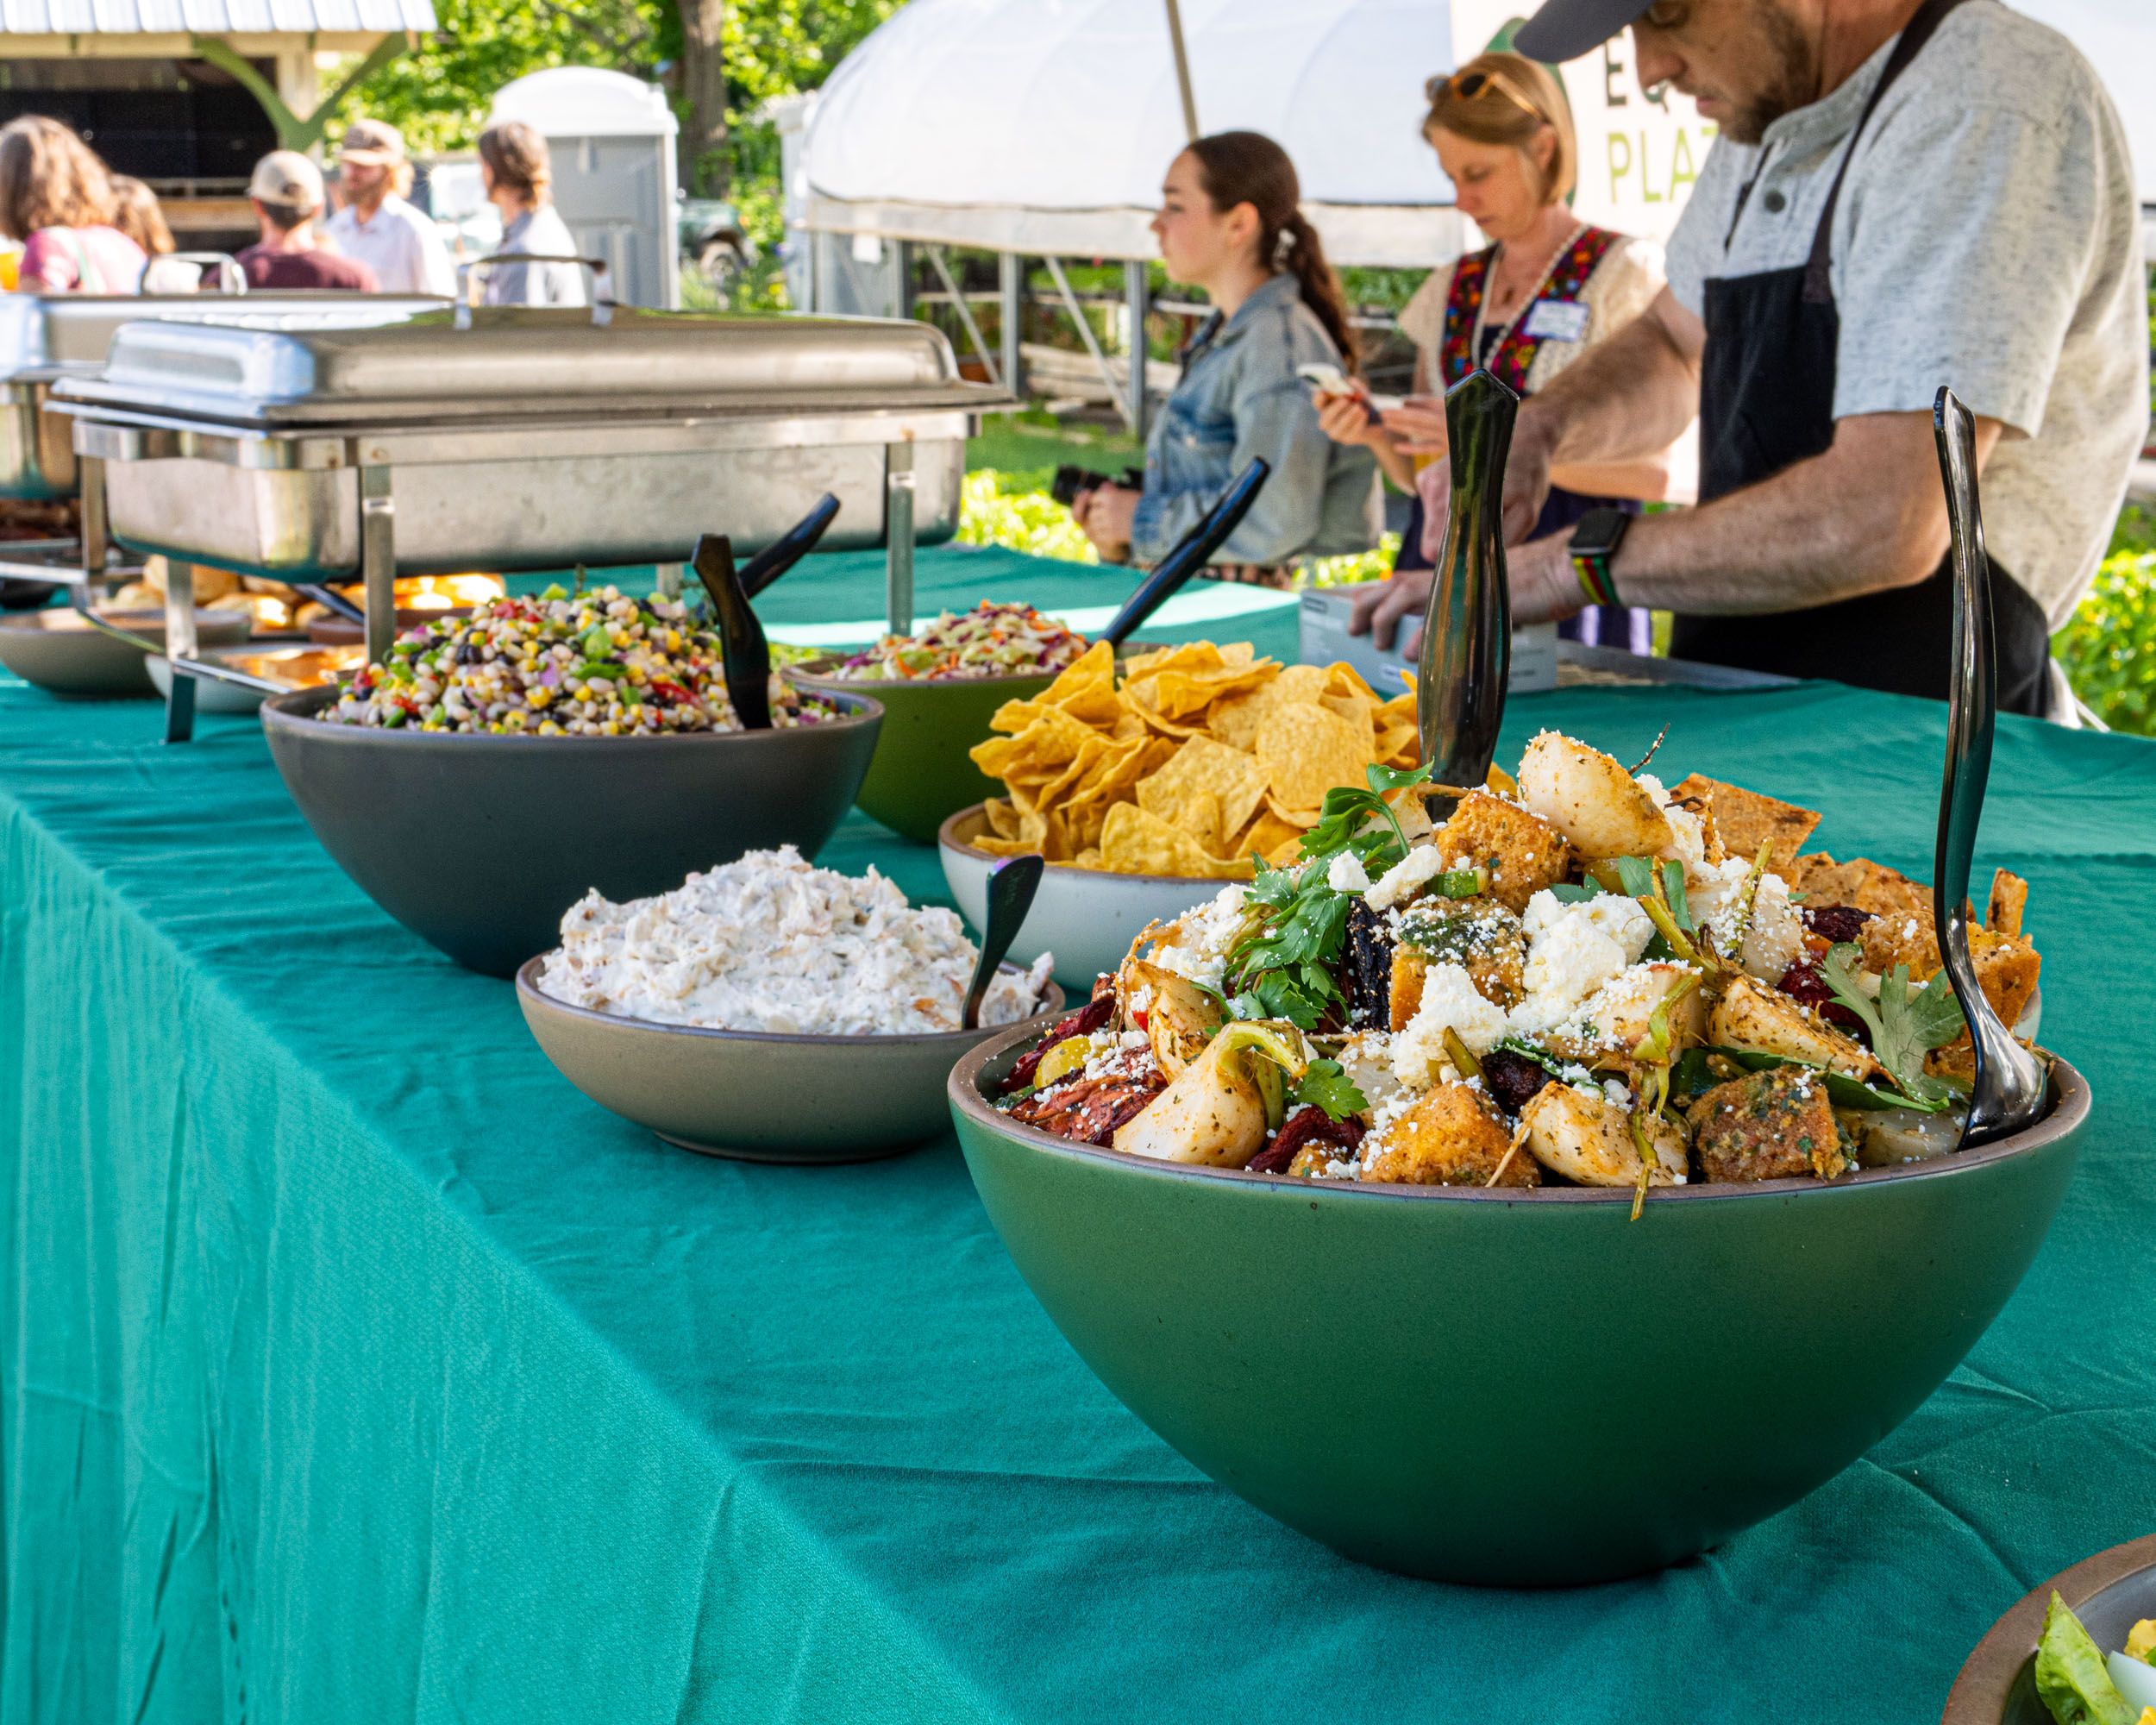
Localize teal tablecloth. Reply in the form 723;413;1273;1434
3;544;2153;1724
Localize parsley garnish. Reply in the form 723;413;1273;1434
1289;1057;1368;1122
1298;762;1436;873
1818;942;1965;1107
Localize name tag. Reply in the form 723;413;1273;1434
1522;299;1590;343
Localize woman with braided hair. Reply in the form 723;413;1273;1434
1073;131;1380;585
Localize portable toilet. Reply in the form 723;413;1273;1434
488;67;680;310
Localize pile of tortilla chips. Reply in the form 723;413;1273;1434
967;640;1418;877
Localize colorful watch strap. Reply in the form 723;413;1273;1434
1572;550;1621;609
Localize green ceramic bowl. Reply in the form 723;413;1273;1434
1944;1534;2156;1725
791;662;1053;843
950;1031;2091;1585
517;956;1063;1163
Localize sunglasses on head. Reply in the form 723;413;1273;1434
1425;66;1542;115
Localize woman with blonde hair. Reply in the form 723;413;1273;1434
0;116;146;293
476;121;586;308
1323;52;1670;649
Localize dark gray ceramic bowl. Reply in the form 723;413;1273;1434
260;684;883;975
517;955;1063;1163
1944;1534;2156;1725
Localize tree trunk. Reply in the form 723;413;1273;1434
677;0;728;193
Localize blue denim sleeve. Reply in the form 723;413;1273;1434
1130;373;1333;566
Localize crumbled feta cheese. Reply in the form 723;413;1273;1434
1634;772;1668;805
1602;1077;1634;1107
1326;851;1372;894
1392;962;1510;1087
1515;889;1652;1024
1148;883;1250;991
1366;844;1447;912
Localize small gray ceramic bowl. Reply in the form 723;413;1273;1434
516;955;1066;1164
1943;1534;2156;1725
0;607;253;696
939;801;1237;994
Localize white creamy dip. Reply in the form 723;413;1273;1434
538;845;1053;1035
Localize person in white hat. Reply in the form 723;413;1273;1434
324;119;456;298
236;151;379;291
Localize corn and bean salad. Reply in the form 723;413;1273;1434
319;585;837;735
824;601;1087;682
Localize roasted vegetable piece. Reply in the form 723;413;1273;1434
1112;1023;1301;1167
1388;945;1427;1033
1000;993;1115;1093
1431;789;1574;914
1519;1086;1687;1188
1515;731;1672;861
1396;896;1527;1009
1251;1105;1365;1175
1685;1065;1848;1182
1008;1061;1165;1145
1361;1083;1533;1187
1117;959;1222;1079
1709;974;1886;1083
1343;899;1396;1032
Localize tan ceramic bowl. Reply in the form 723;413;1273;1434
517;955;1065;1164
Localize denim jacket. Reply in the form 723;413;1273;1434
1130;273;1381;567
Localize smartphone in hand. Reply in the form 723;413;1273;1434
1297;362;1380;424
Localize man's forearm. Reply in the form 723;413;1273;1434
1521;305;1701;468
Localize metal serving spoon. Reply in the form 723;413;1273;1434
1416;368;1520;788
1932;386;2047;1149
962;853;1047;1031
1096;457;1270;648
692;532;773;731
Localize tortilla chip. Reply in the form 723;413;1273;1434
1137;737;1267;838
1666;774;1821;867
1099;803;1244;879
1257;700;1369;816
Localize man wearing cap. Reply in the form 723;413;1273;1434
237;152;379;291
324;119;457;298
1353;0;2147;718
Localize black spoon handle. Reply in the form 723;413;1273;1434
1097;457;1270;648
1932;385;2046;1147
964;854;1046;1031
740;493;842;599
1416;367;1520;789
693;533;772;731
291;582;364;624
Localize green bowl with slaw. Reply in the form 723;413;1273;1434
792;603;1117;844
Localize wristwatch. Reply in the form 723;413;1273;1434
1568;507;1631;608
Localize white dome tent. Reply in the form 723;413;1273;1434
794;0;2156;433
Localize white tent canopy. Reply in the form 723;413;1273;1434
800;0;2156;271
802;0;1465;268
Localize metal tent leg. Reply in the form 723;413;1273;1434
924;243;1000;388
1124;260;1150;448
1043;256;1132;433
1000;252;1025;400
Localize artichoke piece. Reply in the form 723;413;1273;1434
1708;974;1885;1083
1117;958;1221;1080
1520;1086;1688;1187
1111;1022;1307;1168
1515;731;1673;861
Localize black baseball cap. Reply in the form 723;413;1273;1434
1514;0;1654;63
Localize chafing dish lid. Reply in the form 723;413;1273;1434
53;307;1001;429
0;292;445;386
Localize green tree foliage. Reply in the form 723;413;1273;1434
324;0;679;155
326;0;898;175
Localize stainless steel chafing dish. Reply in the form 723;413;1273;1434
0;292;444;592
53;304;1013;739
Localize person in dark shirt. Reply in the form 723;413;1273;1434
235;151;379;292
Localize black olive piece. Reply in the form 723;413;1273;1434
1481;1049;1553;1116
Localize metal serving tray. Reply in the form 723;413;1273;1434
0;292;444;500
56;308;1006;578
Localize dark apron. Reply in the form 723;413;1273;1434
1668;0;2053;715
